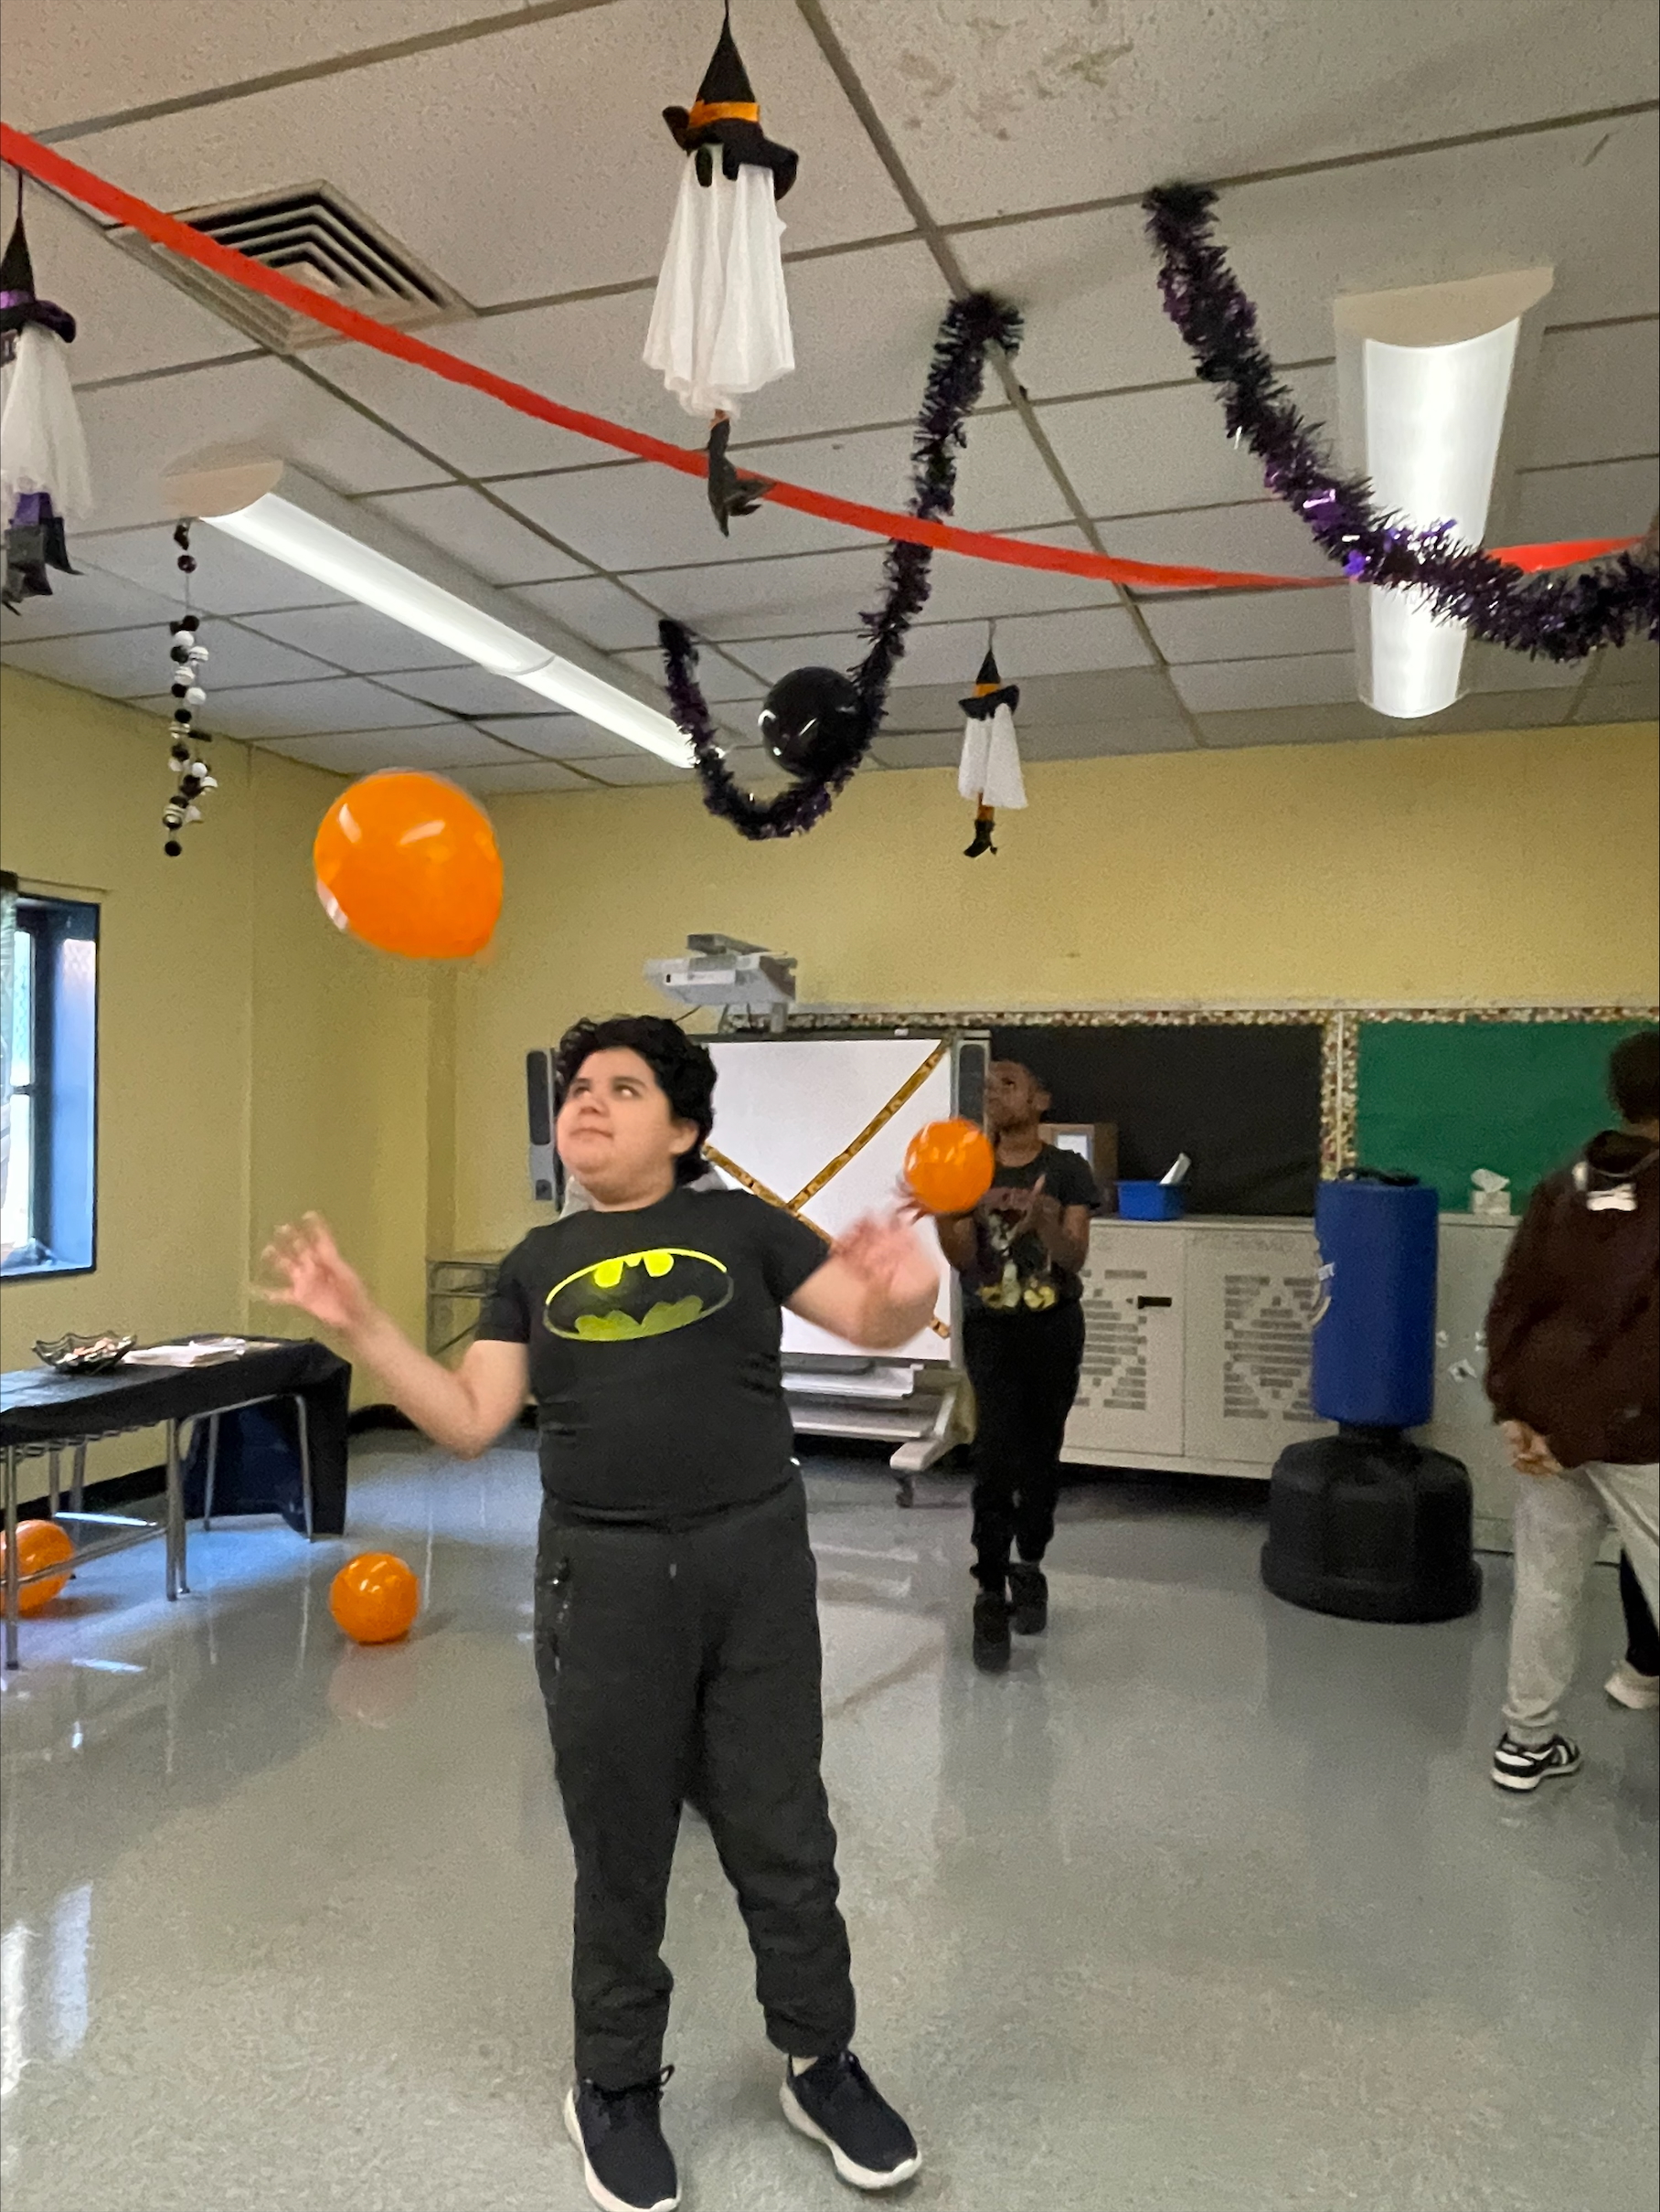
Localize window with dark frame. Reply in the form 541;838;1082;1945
1;886;100;1278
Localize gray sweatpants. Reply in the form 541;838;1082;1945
1504;1461;1660;1744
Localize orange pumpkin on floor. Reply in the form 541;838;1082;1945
1;1518;75;1614
329;1552;420;1645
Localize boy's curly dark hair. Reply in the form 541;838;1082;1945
553;1016;717;1183
1609;1027;1660;1126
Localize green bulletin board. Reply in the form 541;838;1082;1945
1355;1019;1652;1210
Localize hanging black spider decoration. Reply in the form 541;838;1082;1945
660;289;1024;838
160;521;217;856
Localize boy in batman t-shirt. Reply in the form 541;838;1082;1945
260;1016;934;2212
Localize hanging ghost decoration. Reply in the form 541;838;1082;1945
958;647;1025;856
1;206;92;611
644;6;797;535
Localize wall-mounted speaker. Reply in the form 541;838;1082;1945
526;1048;559;1205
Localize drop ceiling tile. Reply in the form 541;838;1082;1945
378;665;550;718
613;646;763;707
261;726;524;775
69;2;912;303
448;760;601;797
0;620;335;699
865;729;962;771
1524;323;1659;469
131;676;448;739
1196;701;1401;749
954;117;1657;402
510;578;667;652
5;0;564;130
573;751;697;788
1099;499;1335;583
1460;641;1583;696
748;411;1065;536
1576;682;1660;726
495;460;871;575
1039;368;1335;520
729;604;1151;688
1418;690;1599;735
73;355;446;531
712;748;800;793
1141;585;1353;664
821;0;1653;228
475;715;636;762
314;349;610;483
1173;651;1357;714
358;486;590;585
916;525;1123;622
1016;715;1197;760
1506;459;1660;546
1;562;178;643
1580;639;1660;700
74;526;349;615
238;604;471;675
622;548;888;641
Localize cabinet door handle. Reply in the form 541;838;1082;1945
1136;1295;1174;1309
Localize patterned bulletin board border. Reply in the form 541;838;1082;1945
752;1004;1659;1179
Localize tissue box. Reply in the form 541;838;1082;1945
1471;1187;1513;1220
1117;1180;1186;1221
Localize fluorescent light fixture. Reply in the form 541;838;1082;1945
1335;269;1553;719
163;461;693;766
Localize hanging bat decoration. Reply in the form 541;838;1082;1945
957;646;1025;856
644;6;798;535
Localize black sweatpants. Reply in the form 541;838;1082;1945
1621;1550;1660;1676
962;1303;1086;1593
534;1478;856;2090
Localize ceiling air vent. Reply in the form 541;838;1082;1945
110;182;470;353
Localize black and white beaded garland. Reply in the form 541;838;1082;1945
160;519;217;857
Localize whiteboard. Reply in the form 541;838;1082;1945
707;1037;958;1361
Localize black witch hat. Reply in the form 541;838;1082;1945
663;8;798;198
0;216;77;348
959;646;1019;721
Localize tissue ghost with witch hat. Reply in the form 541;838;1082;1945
958;643;1026;856
1;198;92;611
644;5;797;534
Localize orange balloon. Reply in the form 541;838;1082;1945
1;1518;75;1615
904;1118;995;1215
329;1552;420;1645
314;771;502;960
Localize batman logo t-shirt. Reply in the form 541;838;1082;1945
476;1186;829;1522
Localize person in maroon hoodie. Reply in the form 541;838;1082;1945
1485;1027;1659;1792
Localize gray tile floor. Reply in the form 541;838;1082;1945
1;1441;1655;2212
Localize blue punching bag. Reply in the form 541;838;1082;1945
1311;1175;1439;1429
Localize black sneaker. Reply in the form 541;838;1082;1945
972;1590;1011;1673
564;2070;679;2212
1491;1732;1582;1792
1008;1562;1048;1635
781;2051;920;2191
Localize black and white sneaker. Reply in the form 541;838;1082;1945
782;2051;920;2191
564;2070;679;2212
973;1590;1011;1673
1008;1562;1048;1635
1491;1732;1582;1792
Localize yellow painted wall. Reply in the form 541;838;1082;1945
451;720;1659;1252
1;670;431;1472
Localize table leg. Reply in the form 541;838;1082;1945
70;1441;87;1515
4;1445;19;1670
202;1412;221;1530
294;1395;315;1540
165;1419;187;1600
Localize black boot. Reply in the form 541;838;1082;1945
973;1590;1011;1674
1008;1562;1048;1636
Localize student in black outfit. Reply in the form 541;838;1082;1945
1612;1551;1660;1707
934;1060;1098;1672
261;1016;934;2212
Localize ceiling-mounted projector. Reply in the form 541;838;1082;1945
645;934;797;1016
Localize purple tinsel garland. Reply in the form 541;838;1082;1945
1143;183;1659;663
661;290;1023;838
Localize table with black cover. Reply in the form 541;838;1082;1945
0;1338;350;1667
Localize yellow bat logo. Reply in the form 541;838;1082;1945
543;1248;733;1342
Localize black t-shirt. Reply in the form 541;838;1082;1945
957;1142;1099;1316
476;1186;829;1522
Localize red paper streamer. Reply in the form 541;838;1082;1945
1;122;1637;593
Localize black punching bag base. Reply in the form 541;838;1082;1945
1261;1426;1483;1624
